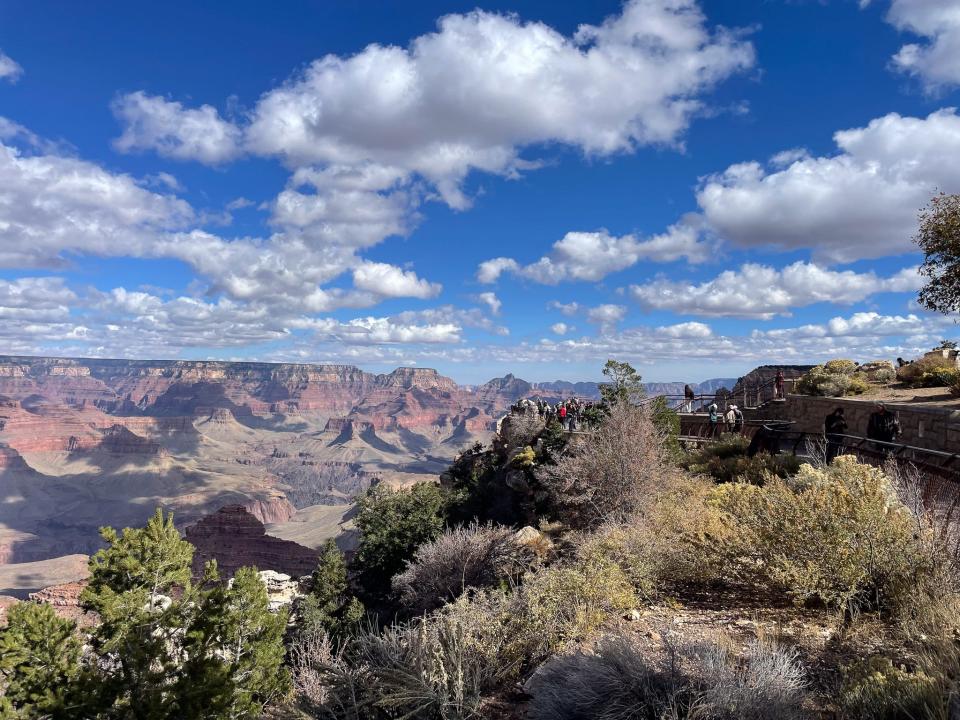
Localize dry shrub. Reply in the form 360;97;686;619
897;355;960;388
526;632;687;720
537;401;672;529
576;521;659;599
644;473;732;587
702;457;935;618
526;631;807;720
512;554;637;662
288;627;354;714
796;360;870;397
303;601;517;720
859;360;897;384
689;636;807;720
838;655;949;720
884;461;960;637
391;522;534;614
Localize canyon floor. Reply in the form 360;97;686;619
0;357;509;594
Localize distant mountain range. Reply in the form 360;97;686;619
523;377;737;399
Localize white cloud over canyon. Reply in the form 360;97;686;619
629;262;922;318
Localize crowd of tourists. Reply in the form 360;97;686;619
510;396;597;432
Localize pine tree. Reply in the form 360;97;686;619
220;567;291;716
80;507;196;719
0;602;84;719
78;508;291;719
599;359;645;407
299;540;364;636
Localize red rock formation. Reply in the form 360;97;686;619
0;356;514;429
185;505;319;579
29;581;96;626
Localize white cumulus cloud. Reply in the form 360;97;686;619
478;218;711;285
352;261;441;299
112;92;242;164
695;109;960;262
886;0;960;89
629;262;922;318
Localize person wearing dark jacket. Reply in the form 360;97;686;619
866;402;901;453
823;407;847;463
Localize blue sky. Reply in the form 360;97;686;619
0;0;957;384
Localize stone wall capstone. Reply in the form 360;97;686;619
742;395;960;454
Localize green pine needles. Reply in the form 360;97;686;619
0;508;290;720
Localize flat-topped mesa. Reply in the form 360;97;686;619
185;505;318;580
376;367;458;392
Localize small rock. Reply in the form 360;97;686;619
625;609;643;622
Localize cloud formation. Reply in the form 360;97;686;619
629;262;922;318
114;1;752;206
0;51;22;83
477;218;710;285
886;0;960;89
112;92;242;164
695;109;960;262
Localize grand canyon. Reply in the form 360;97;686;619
0;354;732;594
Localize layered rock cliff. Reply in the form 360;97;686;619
185;505;319;579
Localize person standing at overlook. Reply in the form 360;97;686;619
774;369;786;399
684;384;695;412
866;402;901;453
823;407;847;462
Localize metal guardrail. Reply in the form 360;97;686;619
644;377;798;413
681;419;960;483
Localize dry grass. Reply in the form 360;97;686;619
526;630;808;720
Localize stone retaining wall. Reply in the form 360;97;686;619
743;395;960;454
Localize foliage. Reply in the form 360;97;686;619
512;553;636;662
937;339;958;350
80;507;200;717
702;458;932;616
511;445;536;468
526;631;807;720
915;192;960;316
897;354;960;388
859;360;897;384
353;483;451;602
186;567;291;719
796;360;870;397
392;522;532;614
683;433;801;485
307;599;518;720
0;602;85;719
299;540;364;638
537;401;671;529
76;508;290;719
600;359;645;406
838;656;947;720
